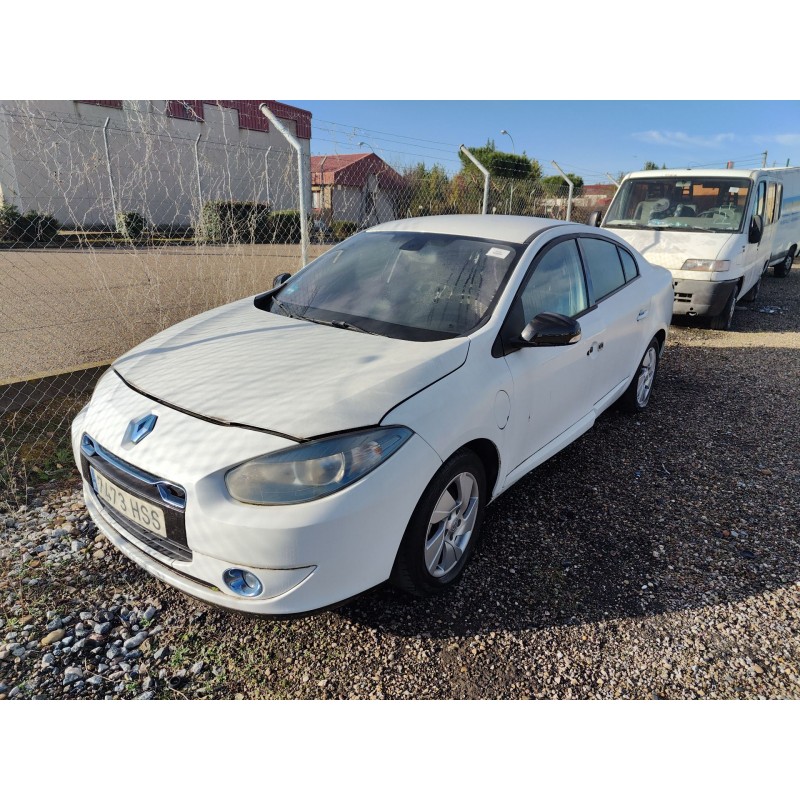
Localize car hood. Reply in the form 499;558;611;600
112;297;469;440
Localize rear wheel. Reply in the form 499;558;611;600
391;449;486;597
710;288;736;330
621;337;659;413
775;250;794;278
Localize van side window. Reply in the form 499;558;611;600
766;182;778;225
754;182;766;218
579;237;626;302
519;239;588;321
775;184;783;222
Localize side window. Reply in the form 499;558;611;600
754;181;766;218
775;184;783;222
766;182;778;225
520;239;588;322
579;237;626;302
618;248;639;282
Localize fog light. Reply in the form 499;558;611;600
223;568;263;597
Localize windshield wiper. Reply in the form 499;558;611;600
271;296;314;322
330;319;382;336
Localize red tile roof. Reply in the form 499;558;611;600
311;153;404;191
78;100;312;139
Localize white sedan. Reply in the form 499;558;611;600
72;215;673;615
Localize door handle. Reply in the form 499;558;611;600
636;309;649;321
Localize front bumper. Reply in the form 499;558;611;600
72;373;442;615
672;277;737;317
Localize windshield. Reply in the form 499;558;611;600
269;231;520;341
605;177;751;233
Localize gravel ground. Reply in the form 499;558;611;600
1;266;798;700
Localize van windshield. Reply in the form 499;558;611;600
605;177;751;233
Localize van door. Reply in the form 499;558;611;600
741;179;769;292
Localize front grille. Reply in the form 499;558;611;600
81;433;192;562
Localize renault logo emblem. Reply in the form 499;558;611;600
127;414;157;444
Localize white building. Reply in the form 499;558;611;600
311;153;405;227
0;100;313;228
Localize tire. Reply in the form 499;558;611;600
391;449;487;597
774;250;794;278
741;278;760;304
621;337;660;413
709;288;736;331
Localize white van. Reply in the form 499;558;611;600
599;167;800;329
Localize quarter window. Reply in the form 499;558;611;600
520;239;588;321
618;248;639;282
579;237;626;302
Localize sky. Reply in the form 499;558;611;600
284;100;800;182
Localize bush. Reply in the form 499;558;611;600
269;210;302;244
10;210;60;245
116;211;147;240
199;200;272;244
330;220;358;242
0;202;21;241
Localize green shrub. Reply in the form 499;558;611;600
0;202;21;241
199;200;272;244
269;210;302;244
11;210;60;245
116;211;147;240
330;220;358;242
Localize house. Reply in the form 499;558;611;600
311;153;404;227
0;100;313;228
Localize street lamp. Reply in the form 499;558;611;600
500;129;516;214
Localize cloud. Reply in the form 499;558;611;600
632;130;735;148
752;133;800;146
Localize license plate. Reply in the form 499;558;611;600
90;466;166;537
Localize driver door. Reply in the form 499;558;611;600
502;237;606;474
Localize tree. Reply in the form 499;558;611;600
402;163;452;216
541;173;584;195
642;161;666;171
459;139;542;181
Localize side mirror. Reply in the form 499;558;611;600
518;312;582;347
748;214;763;244
587;210;602;228
273;272;291;288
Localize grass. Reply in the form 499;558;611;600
0;393;89;510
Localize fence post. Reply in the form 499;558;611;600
194;133;203;209
259;104;309;267
460;145;490;214
551;160;574;221
102;117;118;226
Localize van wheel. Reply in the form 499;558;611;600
710;289;736;331
775;250;794;278
741;278;760;303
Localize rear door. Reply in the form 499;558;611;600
577;236;653;404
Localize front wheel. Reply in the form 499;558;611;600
774;250;794;278
709;288;736;331
391;449;486;597
620;337;660;413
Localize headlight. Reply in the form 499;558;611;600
681;259;730;272
225;426;413;505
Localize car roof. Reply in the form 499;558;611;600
366;214;575;245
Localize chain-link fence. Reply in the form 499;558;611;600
0;101;612;506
